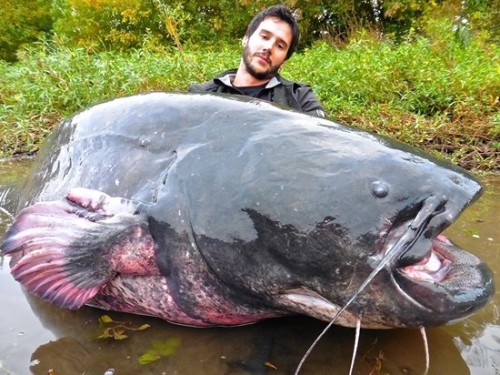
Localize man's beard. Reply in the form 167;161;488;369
242;45;280;80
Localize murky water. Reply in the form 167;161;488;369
0;159;498;375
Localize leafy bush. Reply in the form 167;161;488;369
49;0;312;51
0;0;52;62
2;0;498;63
51;0;166;50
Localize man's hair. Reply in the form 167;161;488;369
245;5;300;60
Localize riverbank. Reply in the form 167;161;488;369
1;36;498;172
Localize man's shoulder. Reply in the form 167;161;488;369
188;80;218;92
275;74;310;89
274;74;315;99
188;69;237;93
275;74;326;117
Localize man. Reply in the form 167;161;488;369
188;5;326;117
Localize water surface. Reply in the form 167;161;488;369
0;159;498;375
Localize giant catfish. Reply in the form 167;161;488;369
1;93;494;329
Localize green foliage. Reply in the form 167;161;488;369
96;314;150;340
48;0;322;50
139;338;181;365
51;0;166;50
381;0;439;39
0;0;52;62
0;15;498;171
459;0;499;44
1;0;498;61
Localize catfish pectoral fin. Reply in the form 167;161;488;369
1;188;154;310
9;252;103;310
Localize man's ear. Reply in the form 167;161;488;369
242;36;248;47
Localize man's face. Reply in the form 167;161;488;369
242;17;292;80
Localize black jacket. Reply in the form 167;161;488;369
188;69;326;117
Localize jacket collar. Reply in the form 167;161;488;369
216;69;282;89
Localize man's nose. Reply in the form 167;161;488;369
262;39;274;52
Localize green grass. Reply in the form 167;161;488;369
0;29;498;172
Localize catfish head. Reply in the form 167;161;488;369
151;97;494;328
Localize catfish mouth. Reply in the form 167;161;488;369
381;209;453;285
374;194;451;274
379;196;494;322
397;235;452;283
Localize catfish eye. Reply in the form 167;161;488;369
371;181;389;198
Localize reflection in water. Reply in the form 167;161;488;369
8;294;474;375
455;325;500;375
0;161;498;375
